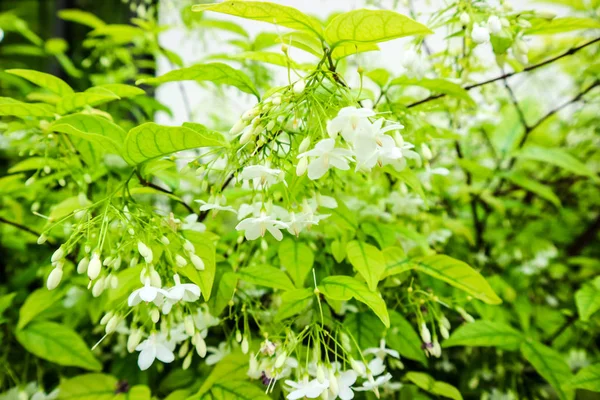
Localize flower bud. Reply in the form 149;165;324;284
229;119;247;135
105;314;119;334
241;336;249;354
296;157;308;176
440;324;450;340
195;333;207;357
516;39;529;54
184;315;195;336
293;79;306;95
127;329;142;352
487;15;502;34
183;240;195;254
328;368;338;394
190;254;205;270
47;267;63;290
150;308;160;323
109;275;119;289
420;322;432;343
37;234;48;245
471;24;490;44
179;340;190;358
176;254;187;267
518;19;532;29
88;253;102;280
239;128;255;145
266;120;276;131
350;358;366;376
272;94;282;105
51;246;65;263
137;241;153;264
84;173;92;184
274;351;287;368
150;269;161;287
242;107;260;121
236;330;242;342
161;236;170;245
431;340;442;357
183;352;193;370
316;363;326;384
100;311;113;325
459;12;470;26
421;143;433;160
92;277;105;297
340;333;352;352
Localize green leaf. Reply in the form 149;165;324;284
179;232;217;301
325;9;431;47
56;90;120;114
115;385;152;400
58;9;106;28
575;279;600;321
366;68;391;87
193;1;323;39
0;292;16;317
209;271;238;316
193;353;249;398
405;372;463;400
6;69;74;96
59;374;117;400
564;363;600;392
361;222;397;248
16;320;102;371
387;311;428;366
501;171;561;207
210;381;271;400
49;113;126;156
198;18;249;37
278;239;314;288
346;240;385;291
389;77;475;105
515;146;598;181
219;51;310;70
331;42;380;59
0;98;55;117
18;288;63;329
526;17;600;35
137;62;260;99
88;83;145;99
521;340;574;400
387;167;427;202
382;246;411;279
442;320;524;350
276;288;313;321
123;122;226;165
412;255;502;305
237;264;295;291
277;31;324;57
345;311;385;356
319;275;389;327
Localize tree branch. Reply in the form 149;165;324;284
0;216;52;246
134;170;196;215
407;37;600;108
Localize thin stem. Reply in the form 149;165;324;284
0;216;51;245
134;169;196;215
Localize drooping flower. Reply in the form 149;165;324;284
471;24;490;44
196;197;236;214
364;339;400;360
354;373;393;393
297;138;353;180
168;274;201;302
179;214;206;232
487;15;502;34
235;212;289;241
240;165;284;188
135;333;175;370
327;106;375;142
285;376;330;400
206;342;231;365
329;369;357;400
128;278;170;306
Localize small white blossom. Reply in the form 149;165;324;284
488;15;502;33
472;24;490;44
241;165;284;188
206;342;231;365
135;333;175;370
364;339;400;360
285;376;330;400
235;212;289;241
128;278;170;306
297;138;353;180
326;106;374;142
168;274;201;302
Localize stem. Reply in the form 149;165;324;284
134;169;196;215
0;216;51;245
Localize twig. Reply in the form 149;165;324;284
406;37;600;108
134;170;196;215
0;216;51;245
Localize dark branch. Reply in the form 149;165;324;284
134;170;196;215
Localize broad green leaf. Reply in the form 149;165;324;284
361;222;397;248
331;42;380;59
501;172;558;207
18;288;63;329
8;157;66;173
319;275;389;327
58;9;106;28
210;381;271;400
564;363;600;392
278;239;314;288
325;9;432;47
575;279;600;321
193;353;249;398
387;167;427;201
366;68;391;87
56;91;120;114
217;51;309;70
345;311;385;356
276;288;313;321
6;69;74;96
346;240;385;291
16;320;102;371
49;113;126;156
381;247;413;279
0;98;55;117
115;385;152;400
59;374;117;400
387;311;428;366
515;146;598;180
88;83;145;99
209;271;238;316
405;372;463;400
193;1;323;39
137;62;260;99
89;24;144;44
412;255;502;305
442;320;524;350
521;340;574;400
179;232;217;301
198;18;249;37
390;77;474;105
526;17;600;35
123;122;226;165
237;264;295;291
0;292;16;317
277;31;324;57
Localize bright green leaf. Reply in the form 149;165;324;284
6;69;74;96
442;320;524;350
0;97;55;117
575;280;600;321
58;374;117;400
346;240;385;291
526;17;600;35
389;77;475;105
179;231;217;301
521;340;574;400
564;363;600;392
237;264;295;291
56;91;120;114
276;288;313;321
278;239;314;288
210;381;271;400
58;9;106;28
345;311;385;356
49;113;126;156
405;372;463;400
515;146;598;181
18;288;63;329
193;353;249;398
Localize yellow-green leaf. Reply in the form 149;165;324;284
526;17;600;35
193;1;323;39
442;320;524;350
382;246;412;279
405;372;463;400
59;374;117;400
180;231;217;301
138;62;260;99
278;239;314;288
123;122;227;165
88;83;145;99
56;90;120;114
17;288;64;329
0;97;55;117
50;113;126;156
564;363;600;392
6;69;74;96
346;240;385;291
325;9;432;47
521;340;574;400
413;255;502;305
193;353;249;398
16;320;102;371
331;42;380;59
237;264;295;291
390;76;475;105
275;288;313;321
515;146;598;181
319;275;389;327
575;277;600;322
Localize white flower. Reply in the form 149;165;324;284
420;322;432;343
327;106;374;142
206;342;230;365
168;274;201;302
128;278;170;306
135;333;175;370
488;15;502;34
235;212;289;241
472;24;490;44
180;214;206;232
241;165;284;188
297;138;353;180
194;306;220;334
46;267;63;290
285;377;330;400
330;370;357;400
293;79;306;94
196;198;236;214
364;339;400;360
354;373;392;393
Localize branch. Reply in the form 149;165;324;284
407;37;600;108
0;216;52;246
134;170;196;215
